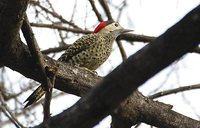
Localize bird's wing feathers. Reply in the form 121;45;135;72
58;33;104;62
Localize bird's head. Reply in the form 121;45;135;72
93;21;132;37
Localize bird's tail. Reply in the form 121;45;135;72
24;85;45;108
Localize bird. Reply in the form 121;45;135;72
24;20;132;108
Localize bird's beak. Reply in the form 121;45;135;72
114;28;133;37
121;28;133;33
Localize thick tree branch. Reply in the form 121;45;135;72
0;0;29;126
111;91;199;128
0;0;29;64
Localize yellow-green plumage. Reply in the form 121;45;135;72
58;33;116;70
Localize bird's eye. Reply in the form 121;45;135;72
114;23;119;27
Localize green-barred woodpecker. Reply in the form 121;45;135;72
24;21;132;108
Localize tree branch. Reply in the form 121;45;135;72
30;23;91;34
0;0;29;63
99;0;113;21
41;45;70;54
116;39;127;61
30;0;80;29
118;33;156;42
149;83;200;99
111;91;200;128
21;14;54;127
22;14;50;92
0;93;25;128
89;0;103;22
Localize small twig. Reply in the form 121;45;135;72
46;0;54;11
116;40;127;61
149;83;200;99
45;0;66;46
30;23;91;34
115;1;128;62
0;93;24;128
30;0;80;29
70;0;78;22
2;84;36;101
148;64;177;95
41;44;70;54
1;92;66;127
21;14;53;127
43;66;57;128
89;0;103;22
116;0;127;22
99;0;113;21
1;107;20;128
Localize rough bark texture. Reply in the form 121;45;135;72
0;0;29;64
1;1;200;128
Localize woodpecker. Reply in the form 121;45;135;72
24;21;132;108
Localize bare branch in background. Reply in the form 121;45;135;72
99;0;114;21
30;23;91;34
149;83;200;99
89;0;103;22
0;93;25;128
30;0;80;29
116;40;127;61
41;44;70;54
116;0;128;22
